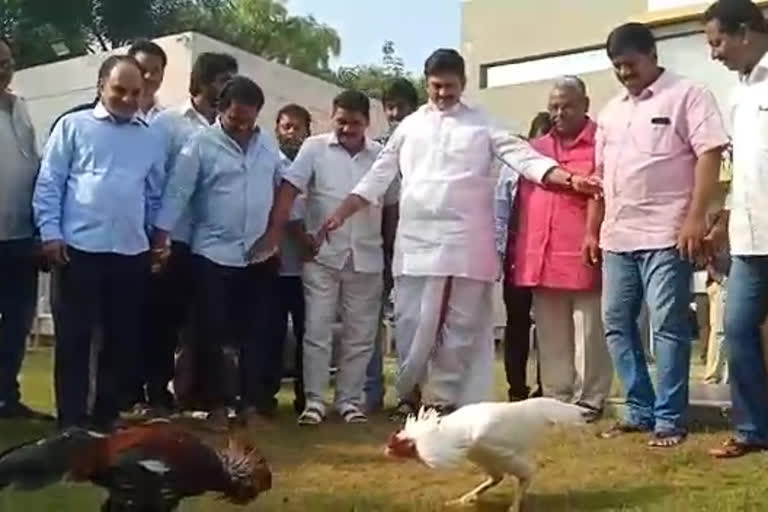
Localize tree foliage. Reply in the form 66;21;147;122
0;0;341;77
0;0;422;101
174;0;341;79
335;40;426;103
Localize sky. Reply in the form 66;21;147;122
285;0;462;73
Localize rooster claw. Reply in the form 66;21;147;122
445;495;478;507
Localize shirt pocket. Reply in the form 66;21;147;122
755;105;768;149
631;115;676;156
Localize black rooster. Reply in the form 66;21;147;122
0;419;271;511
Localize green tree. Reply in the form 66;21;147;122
169;0;341;79
335;40;425;103
1;0;342;78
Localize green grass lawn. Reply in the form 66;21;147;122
1;349;768;511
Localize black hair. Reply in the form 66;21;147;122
189;52;238;96
382;78;419;109
97;55;142;83
332;90;370;120
423;48;465;79
276;103;312;133
703;0;768;35
127;39;168;68
528;112;552;139
606;22;656;59
218;75;265;111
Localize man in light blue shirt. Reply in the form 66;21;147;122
153;76;284;431
136;52;238;417
33;55;165;432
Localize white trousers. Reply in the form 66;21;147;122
704;281;728;384
533;289;612;409
303;261;382;411
395;275;494;407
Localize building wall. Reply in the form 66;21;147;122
11;31;387;150
460;1;752;130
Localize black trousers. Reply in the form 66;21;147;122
0;239;38;406
195;255;279;412
55;248;148;428
274;275;306;412
139;242;194;408
502;282;541;401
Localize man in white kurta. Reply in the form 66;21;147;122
318;50;602;409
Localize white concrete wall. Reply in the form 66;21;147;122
11;31;387;148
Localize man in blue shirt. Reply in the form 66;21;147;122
138;52;238;417
153;76;284;431
33;55;165;431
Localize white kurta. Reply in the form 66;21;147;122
353;101;557;406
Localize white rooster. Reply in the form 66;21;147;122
385;397;588;511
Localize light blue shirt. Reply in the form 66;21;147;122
494;163;521;256
155;123;284;268
278;151;306;277
33;103;164;255
151;101;211;243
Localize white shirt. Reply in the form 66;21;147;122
728;51;768;255
352;101;557;282
283;132;393;273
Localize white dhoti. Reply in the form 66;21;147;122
395;275;494;407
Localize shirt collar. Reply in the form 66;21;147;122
327;132;378;155
548;117;596;148
214;120;262;153
741;51;768;84
92;102;147;126
424;98;468;115
179;99;211;127
622;68;671;101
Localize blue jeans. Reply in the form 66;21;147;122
603;248;692;434
725;256;768;445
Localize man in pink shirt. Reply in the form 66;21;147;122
514;76;612;420
585;23;728;447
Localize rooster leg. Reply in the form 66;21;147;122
508;475;531;512
445;473;503;506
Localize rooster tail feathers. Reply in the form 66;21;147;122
0;428;105;491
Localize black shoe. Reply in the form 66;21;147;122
0;402;55;421
574;401;604;423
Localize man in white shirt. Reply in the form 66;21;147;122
704;0;768;458
267;90;393;425
305;49;601;411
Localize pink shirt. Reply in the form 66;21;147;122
596;71;728;252
513;119;600;291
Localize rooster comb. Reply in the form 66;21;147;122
218;438;260;480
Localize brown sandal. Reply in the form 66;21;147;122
710;438;768;458
647;431;687;448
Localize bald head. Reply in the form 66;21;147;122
548;75;589;139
